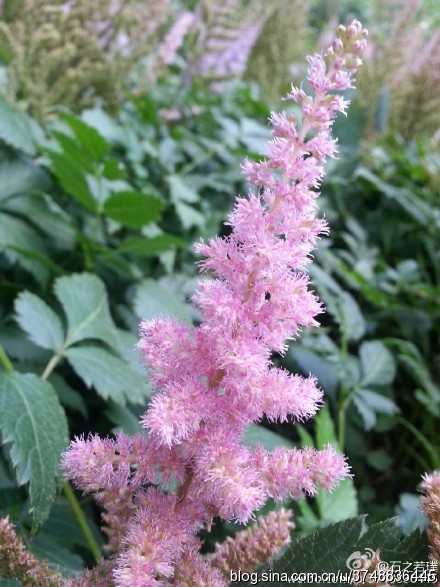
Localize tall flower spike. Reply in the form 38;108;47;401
63;21;367;587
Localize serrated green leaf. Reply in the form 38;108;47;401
0;373;68;529
0;160;49;203
0;212;49;282
45;150;96;211
15;291;65;352
289;347;339;398
103;190;163;228
174;200;205;229
2;193;75;250
264;516;365;581
167;174;200;204
59;112;109;162
66;345;150;405
133;279;191;323
356;389;399;416
353;394;377;430
117;234;186;256
360;341;395;386
54;273;117;347
243;424;295;450
0;97;36;154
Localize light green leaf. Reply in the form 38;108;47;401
339;292;366;341
15;291;65;352
0;213;49;283
2;193;76;250
117;235;186;256
174;200;205;229
54;273;117;347
133;279;191;323
66;345;150;405
167;174;200;204
0;160;49;203
356;389;399;416
0;96;36;154
0;373;68;529
317;477;358;523
103;190;163;228
353;394;377;430
360;341;396;386
315;405;339;450
60;112;109;162
45;149;96;211
243;424;295;450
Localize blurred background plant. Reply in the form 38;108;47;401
0;0;439;582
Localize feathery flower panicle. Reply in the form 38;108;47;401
62;21;367;586
207;508;294;577
420;471;440;582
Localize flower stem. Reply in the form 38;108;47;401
63;482;101;561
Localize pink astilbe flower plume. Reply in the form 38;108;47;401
62;21;367;587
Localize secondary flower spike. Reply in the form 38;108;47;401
63;21;367;587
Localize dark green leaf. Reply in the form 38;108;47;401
59;112;109;162
0;373;68;529
103;190;163;228
243;424;295;450
45;150;96;211
117;235;186;256
15;292;65;352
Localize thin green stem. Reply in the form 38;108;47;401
41;352;63;380
0;345;14;374
63;483;101;561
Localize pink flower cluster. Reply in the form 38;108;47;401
63;21;367;586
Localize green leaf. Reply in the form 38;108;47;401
0;212;49;282
360;341;395;386
310;408;358;524
65;345;150;405
2;193;76;250
117;235;186;256
103;190;163;228
289;347;339;398
174;200;205;229
265;516;365;580
15;292;65;352
0;96;36;154
356;389;399;416
243;424;295;450
59;112;109;162
133;279;191;323
339;292;366;341
104;404;143;434
0;373;68;529
54;273;117;347
0;160;49;203
45;149;96;211
353;394;377;430
167;174;200;204
396;493;428;535
317;477;358;523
